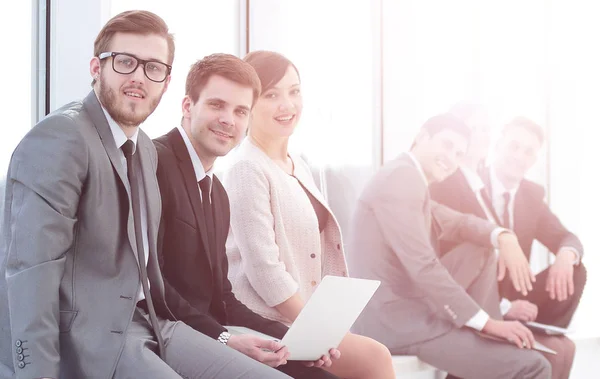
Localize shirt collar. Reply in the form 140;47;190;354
460;166;485;192
490;165;519;198
98;96;139;153
177;125;213;183
406;152;428;186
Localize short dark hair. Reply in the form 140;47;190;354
411;113;470;150
502;117;545;144
243;50;300;93
185;53;261;107
421;113;471;139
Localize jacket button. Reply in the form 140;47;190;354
17;361;25;369
16;347;22;354
342;271;347;277
15;340;22;347
337;244;341;250
310;253;316;259
17;354;24;361
311;280;317;286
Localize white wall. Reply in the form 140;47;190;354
50;0;110;111
0;0;35;175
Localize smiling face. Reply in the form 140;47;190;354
414;129;469;183
90;32;171;130
494;124;542;183
182;74;254;168
250;65;302;139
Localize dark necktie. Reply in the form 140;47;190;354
502;191;511;229
121;140;165;358
199;176;216;254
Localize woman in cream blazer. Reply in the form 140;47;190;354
223;51;395;379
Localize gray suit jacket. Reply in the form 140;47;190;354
0;91;169;379
347;153;497;351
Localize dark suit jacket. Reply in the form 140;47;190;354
430;168;584;260
154;128;288;340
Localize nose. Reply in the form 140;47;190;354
129;63;146;83
278;95;295;112
219;110;235;128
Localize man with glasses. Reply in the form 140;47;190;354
0;10;289;379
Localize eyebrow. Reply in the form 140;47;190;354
206;97;251;112
270;83;301;90
116;52;168;64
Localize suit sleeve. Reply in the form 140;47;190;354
366;166;481;327
533;192;584;258
155;149;226;340
431;201;496;247
4;116;88;379
220;252;288;339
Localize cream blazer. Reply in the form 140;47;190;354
223;138;348;325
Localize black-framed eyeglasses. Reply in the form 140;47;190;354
98;52;172;83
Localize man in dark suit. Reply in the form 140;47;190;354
0;11;289;379
154;54;339;379
431;116;586;329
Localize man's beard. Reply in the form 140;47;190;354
97;77;162;128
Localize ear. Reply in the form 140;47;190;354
90;57;101;81
181;95;192;120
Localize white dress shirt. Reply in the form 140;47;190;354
489;167;519;230
177;125;213;198
101;106;149;302
407;153;493;331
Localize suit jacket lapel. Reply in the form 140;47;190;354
211;182;225;282
84;91;139;265
454;169;487;220
401;154;440;252
84;91;129;192
480;167;502;226
291;158;337;220
167;129;213;272
513;186;527;237
138;138;162;289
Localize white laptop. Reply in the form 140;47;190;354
228;275;380;360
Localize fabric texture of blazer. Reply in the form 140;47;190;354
346;153;497;351
223;138;348;325
154;128;288;340
429;167;584;260
0;91;171;379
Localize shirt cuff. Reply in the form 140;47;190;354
500;298;512;316
490;227;510;249
465;309;490;331
558;247;581;265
